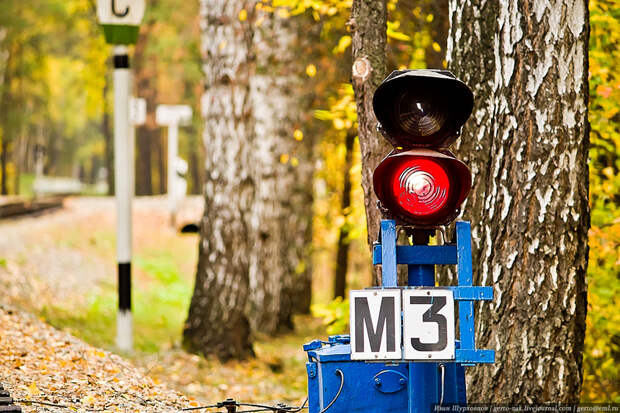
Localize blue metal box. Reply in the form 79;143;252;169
304;336;466;413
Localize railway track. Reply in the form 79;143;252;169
0;197;64;220
0;383;20;412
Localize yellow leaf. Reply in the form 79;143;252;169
280;154;289;164
291;156;299;167
432;42;441;52
426;14;434;23
28;382;40;396
294;129;304;141
306;64;317;78
238;9;248;21
277;8;290;18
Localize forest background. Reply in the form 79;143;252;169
0;0;617;402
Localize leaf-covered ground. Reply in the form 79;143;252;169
0;304;192;412
0;197;317;410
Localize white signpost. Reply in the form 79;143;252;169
350;288;456;361
97;0;145;352
155;104;192;226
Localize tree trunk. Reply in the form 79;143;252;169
189;146;201;195
424;0;449;69
183;0;255;360
350;0;390;271
446;0;589;402
157;134;166;194
333;131;355;299
0;47;12;196
0;138;7;195
247;6;314;333
133;17;157;196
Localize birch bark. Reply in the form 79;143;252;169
446;0;589;401
248;8;313;333
183;0;255;359
185;0;313;356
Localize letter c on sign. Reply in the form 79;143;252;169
111;0;130;17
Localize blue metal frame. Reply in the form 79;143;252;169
373;220;495;365
303;219;494;413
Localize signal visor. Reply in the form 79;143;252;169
373;70;473;149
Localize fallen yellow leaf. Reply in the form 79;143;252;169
27;381;40;396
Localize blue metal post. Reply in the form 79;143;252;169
381;220;398;287
407;232;438;413
456;222;475;350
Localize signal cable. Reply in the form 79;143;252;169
318;369;344;413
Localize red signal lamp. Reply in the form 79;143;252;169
372;69;473;149
373;149;471;227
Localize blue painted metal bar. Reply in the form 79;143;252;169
408;242;438;413
455;349;495;363
380;220;398;287
407;263;435;287
455;222;475;351
373;245;458;265
447;286;493;301
409;362;438;413
400;286;493;301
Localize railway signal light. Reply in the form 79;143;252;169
372;70;473;227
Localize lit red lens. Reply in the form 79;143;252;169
391;158;450;216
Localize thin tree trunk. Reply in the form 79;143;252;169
0;47;12;196
0;138;7;195
183;0;255;360
133;17;157;196
350;0;389;284
333;131;355;299
424;0;449;69
189;146;200;195
157;133;165;194
446;0;589;402
13;133;23;195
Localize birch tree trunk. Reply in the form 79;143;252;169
185;0;314;355
183;0;255;359
446;0;589;402
350;0;390;261
248;8;313;333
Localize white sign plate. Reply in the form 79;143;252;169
97;0;145;26
403;289;455;361
350;289;401;360
156;104;192;127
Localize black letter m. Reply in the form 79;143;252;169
354;296;396;352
